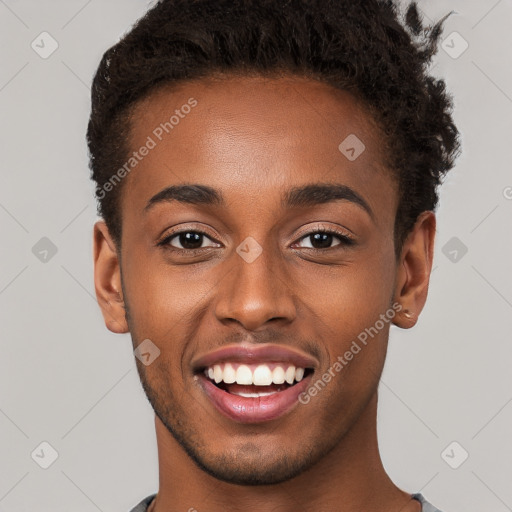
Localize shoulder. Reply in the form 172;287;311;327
412;493;446;512
128;493;157;512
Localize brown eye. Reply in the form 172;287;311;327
159;230;219;251
303;232;338;249
295;228;354;250
174;232;204;249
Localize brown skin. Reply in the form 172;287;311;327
93;75;434;512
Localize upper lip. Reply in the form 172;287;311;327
192;343;319;372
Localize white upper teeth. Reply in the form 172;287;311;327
236;364;253;384
253;365;272;385
205;363;306;386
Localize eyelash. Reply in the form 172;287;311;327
297;226;355;247
157;226;355;255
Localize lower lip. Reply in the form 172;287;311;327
197;373;313;423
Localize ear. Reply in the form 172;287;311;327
392;211;436;329
93;220;129;334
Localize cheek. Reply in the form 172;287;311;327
293;250;396;325
292;253;395;383
122;250;214;321
122;232;396;338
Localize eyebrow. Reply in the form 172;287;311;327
283;183;373;218
144;184;223;212
144;182;373;218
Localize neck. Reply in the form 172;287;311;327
149;392;419;512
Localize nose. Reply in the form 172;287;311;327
214;240;297;331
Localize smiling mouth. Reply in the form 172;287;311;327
192;344;319;422
201;362;315;397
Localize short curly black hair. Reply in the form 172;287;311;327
87;0;461;254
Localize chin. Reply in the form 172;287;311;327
186;450;312;486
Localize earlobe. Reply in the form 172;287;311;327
392;211;436;329
93;220;129;334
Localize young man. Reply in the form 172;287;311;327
88;0;461;510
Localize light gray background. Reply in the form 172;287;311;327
1;1;511;511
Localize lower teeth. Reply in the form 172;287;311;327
231;391;277;397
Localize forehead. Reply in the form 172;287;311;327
122;75;395;218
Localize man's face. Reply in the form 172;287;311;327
114;75;400;484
